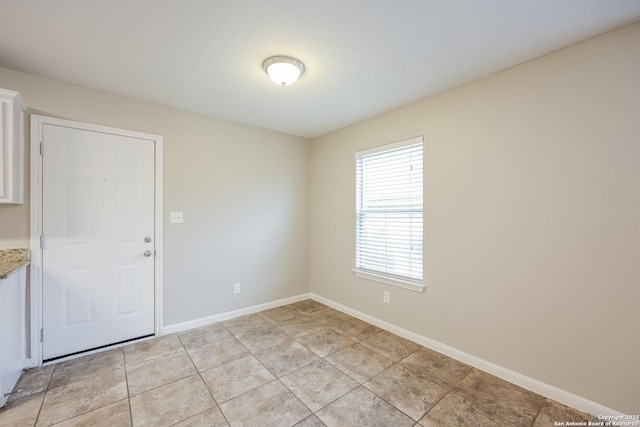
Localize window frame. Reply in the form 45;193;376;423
352;136;425;293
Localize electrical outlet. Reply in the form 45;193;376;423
234;283;241;294
383;291;390;304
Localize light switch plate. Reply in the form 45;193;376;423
170;211;184;223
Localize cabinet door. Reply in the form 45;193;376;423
0;89;26;204
0;268;27;402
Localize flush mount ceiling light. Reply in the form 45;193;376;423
262;56;305;86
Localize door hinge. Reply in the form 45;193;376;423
40;235;46;249
40;141;44;156
40;328;43;342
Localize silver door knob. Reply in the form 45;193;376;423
144;236;152;243
144;250;153;257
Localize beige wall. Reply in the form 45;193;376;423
310;23;640;413
0;67;310;326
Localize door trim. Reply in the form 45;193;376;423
29;114;164;367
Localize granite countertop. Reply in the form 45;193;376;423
0;248;30;280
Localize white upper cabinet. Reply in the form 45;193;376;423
0;89;27;204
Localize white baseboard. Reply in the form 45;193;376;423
162;293;311;335
309;293;623;417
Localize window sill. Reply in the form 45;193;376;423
352;269;425;293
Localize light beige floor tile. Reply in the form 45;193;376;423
295;415;327;427
177;323;231;349
331;317;382;342
235;326;290;353
123;335;183;367
38;368;127;426
532;399;591;426
316;386;414;427
295;328;354;357
455;369;545;427
130;375;215;427
0;392;44;427
200;355;274;403
9;365;55;401
259;306;299;324
126;350;196;395
219;380;311;427
51;399;131;427
400;347;472;388
419;392;513;427
255;340;320;377
364;364;448;421
1;303;596;427
222;315;271;336
173;406;229;427
308;308;353;329
277;317;326;339
280;360;358;412
288;300;328;315
186;336;249;372
360;331;420;362
49;349;123;389
325;343;393;383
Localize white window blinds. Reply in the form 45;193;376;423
355;136;423;289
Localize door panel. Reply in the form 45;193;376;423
115;264;141;318
62;268;93;328
42;123;155;360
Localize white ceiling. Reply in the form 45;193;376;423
1;1;640;138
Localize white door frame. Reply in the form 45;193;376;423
28;115;164;366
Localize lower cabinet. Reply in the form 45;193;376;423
0;266;27;406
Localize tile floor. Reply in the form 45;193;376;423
0;299;594;427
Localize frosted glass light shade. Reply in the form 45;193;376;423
263;56;305;86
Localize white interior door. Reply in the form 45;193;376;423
42;123;155;361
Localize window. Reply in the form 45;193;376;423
354;136;424;292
